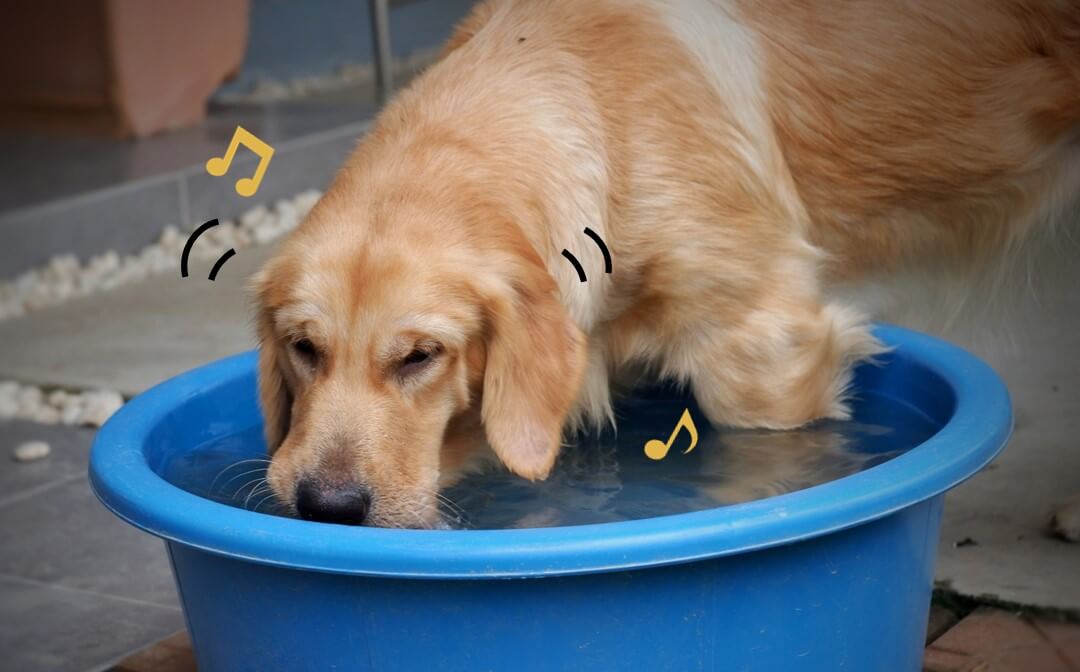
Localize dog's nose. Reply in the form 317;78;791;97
295;480;372;525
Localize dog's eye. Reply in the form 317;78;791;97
292;338;318;361
399;348;437;376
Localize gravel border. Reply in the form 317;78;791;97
0;382;125;428
0;189;320;322
0;188;321;426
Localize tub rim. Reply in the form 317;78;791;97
89;324;1012;579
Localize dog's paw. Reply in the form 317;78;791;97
1049;493;1080;543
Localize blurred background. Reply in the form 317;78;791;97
0;2;1076;671
0;0;475;279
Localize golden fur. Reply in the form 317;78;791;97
253;0;1080;527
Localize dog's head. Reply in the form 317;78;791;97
252;188;586;528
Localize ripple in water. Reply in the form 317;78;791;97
159;387;940;529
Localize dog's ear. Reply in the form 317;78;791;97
251;267;293;454
257;339;292;454
479;248;587;481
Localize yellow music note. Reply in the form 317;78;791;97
644;408;699;460
205;126;275;198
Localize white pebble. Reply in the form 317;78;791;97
16;385;42;402
1051;502;1080;542
13;440;50;462
274;199;298;225
252;224;279;246
30;405;61;425
77;389;125;427
240;204;271;229
94;250;121;274
159;226;183;251
15;386;43;415
47;389;69;406
60;398;84;426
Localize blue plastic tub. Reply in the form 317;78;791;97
90;325;1011;671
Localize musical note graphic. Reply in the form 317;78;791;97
644;408;699;460
205;126;275;197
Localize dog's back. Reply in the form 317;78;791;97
448;0;1080;295
741;1;1080;261
731;0;1080;336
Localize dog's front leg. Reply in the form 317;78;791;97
680;299;882;430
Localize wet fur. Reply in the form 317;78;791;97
253;0;1080;527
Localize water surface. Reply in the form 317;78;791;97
160;386;939;529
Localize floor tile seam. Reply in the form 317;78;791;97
0;572;182;612
0;472;86;509
1027;616;1080;672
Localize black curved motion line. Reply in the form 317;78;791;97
180;219;220;278
208;248;237;282
561;249;587;282
583;227;612;274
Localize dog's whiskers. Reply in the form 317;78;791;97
433;492;470;528
218;468;270;497
252;491;280;514
228;476;271;504
410;501;445;530
404;491;468;530
243;482;271;509
208;458;271;494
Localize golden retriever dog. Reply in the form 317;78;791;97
252;0;1080;528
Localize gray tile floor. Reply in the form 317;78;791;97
0;421;184;672
932;279;1080;610
0;244;276;396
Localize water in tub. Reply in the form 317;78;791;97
161;386;937;529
